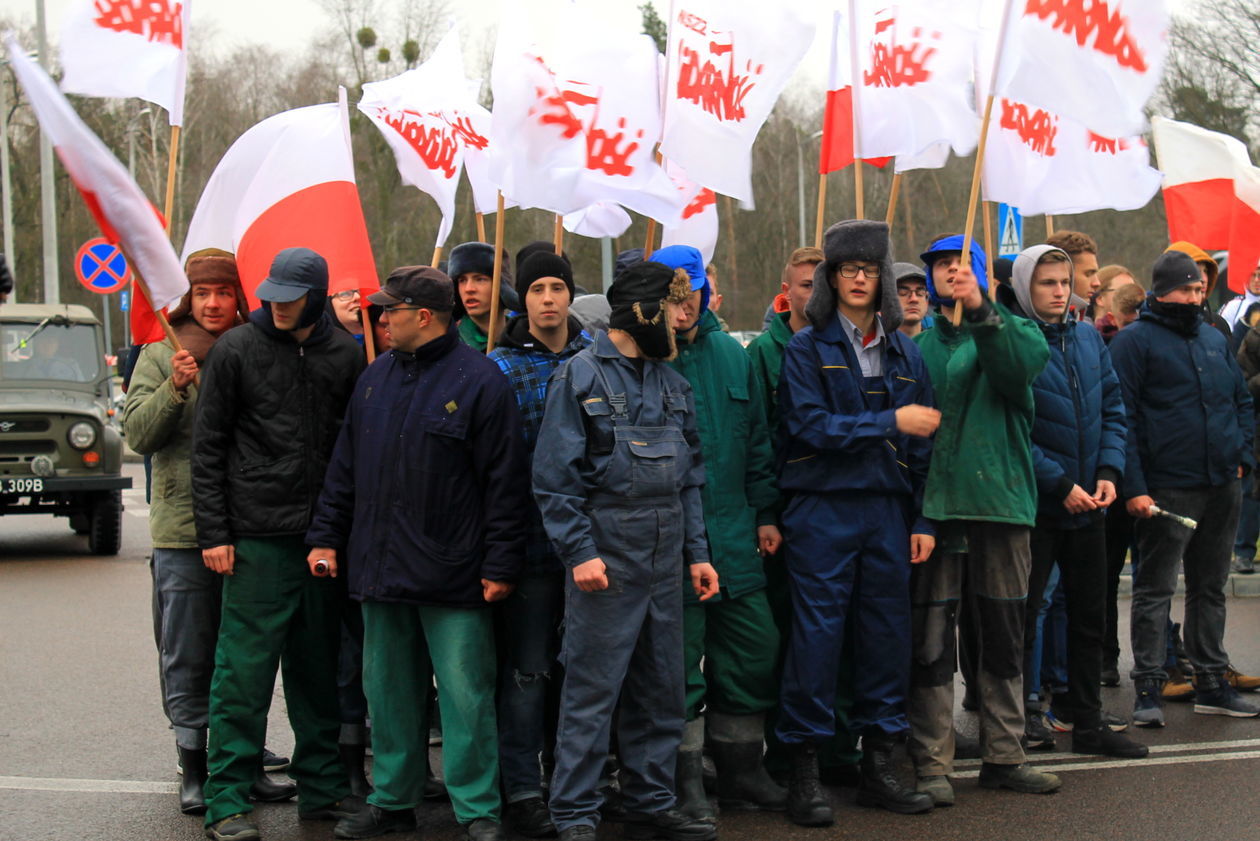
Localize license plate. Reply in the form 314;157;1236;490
2;477;43;493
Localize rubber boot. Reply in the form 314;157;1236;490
855;733;933;815
676;718;717;823
176;746;208;815
708;712;787;811
250;753;297;802
338;743;372;798
786;743;833;827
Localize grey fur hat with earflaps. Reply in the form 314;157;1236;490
805;219;902;331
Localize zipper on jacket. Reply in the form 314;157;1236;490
1063;331;1087;491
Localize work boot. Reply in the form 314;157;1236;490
622;808;718;841
334;804;417;839
250;764;297;803
1232;554;1256;574
300;794;366;821
707;712;787;811
915;775;954;808
504;797;556;838
205;813;260;841
1133;678;1165;727
1072;724;1149;758
1226;664;1260;692
675;718;716;822
465;818;507;841
855;733;933;814
557;826;596;841
177;746;208;815
1194;672;1260;717
785;743;834;827
339;743;372;798
1162;664;1195;702
977;762;1061;794
1023;710;1056;752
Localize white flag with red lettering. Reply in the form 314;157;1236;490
59;0;189;125
359;28;481;249
995;0;1169;138
6;35;186;312
490;5;682;224
181;90;378;309
853;0;979;162
661;0;815;203
981;97;1160;215
563;203;634;239
661;161;719;264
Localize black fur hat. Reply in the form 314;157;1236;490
805;220;901;331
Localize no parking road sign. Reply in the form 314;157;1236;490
75;238;131;294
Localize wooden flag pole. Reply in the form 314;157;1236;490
476;212;487;243
162;125;181;233
644;217;658;254
360;303;376;363
553;214;564;256
486;191;507;355
982;200;997;301
1045;215;1055;237
885;172;902;226
951;92;998;327
431;246;443;268
855;160;865;220
814;173;828;248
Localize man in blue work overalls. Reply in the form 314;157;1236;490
533;260;721;841
775;220;940;825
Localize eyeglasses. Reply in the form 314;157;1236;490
837;263;881;279
382;304;423;313
897;286;928;299
333;290;361;301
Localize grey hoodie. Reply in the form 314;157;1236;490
1011;244;1074;325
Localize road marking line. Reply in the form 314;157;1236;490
952;737;1260;768
0;777;176;794
951;749;1260;778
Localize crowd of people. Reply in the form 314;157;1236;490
119;221;1260;841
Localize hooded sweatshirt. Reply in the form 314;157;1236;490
1009;245;1126;528
1165;241;1233;347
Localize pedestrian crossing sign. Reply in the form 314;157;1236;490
997;204;1023;258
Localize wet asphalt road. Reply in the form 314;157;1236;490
4;463;1260;841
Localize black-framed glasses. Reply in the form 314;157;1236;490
838;263;881;278
332;290;360;301
382;304;423;313
897;286;928;299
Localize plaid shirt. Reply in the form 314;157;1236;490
489;322;592;574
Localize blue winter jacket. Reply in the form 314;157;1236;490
1109;299;1255;498
1027;317;1127;528
777;311;936;536
306;327;529;608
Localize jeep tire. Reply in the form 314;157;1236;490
88;490;122;556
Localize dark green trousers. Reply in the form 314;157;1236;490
362;602;500;823
683;588;780;720
204;536;349;825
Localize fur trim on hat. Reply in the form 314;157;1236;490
805;220;901;331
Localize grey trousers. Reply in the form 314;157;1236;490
151;547;222;750
908;522;1031;776
1130;483;1240;683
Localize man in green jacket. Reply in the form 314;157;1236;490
123;254;295;816
651;245;786;820
907;235;1058;805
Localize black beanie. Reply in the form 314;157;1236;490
516;252;575;303
516;240;571;277
1152;251;1201;298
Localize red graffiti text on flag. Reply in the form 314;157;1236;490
379;109;460;179
678;10;708;36
587;119;643;178
1087;132;1141;154
93;0;184;49
528;56;643;178
865;23;939;88
1023;0;1148;73
450;116;489;151
682;188;717;220
675;20;761;123
1001;99;1059;157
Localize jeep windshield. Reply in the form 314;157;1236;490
0;322;101;384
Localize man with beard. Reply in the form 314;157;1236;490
533;260;720;841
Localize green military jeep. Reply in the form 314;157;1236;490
0;303;131;554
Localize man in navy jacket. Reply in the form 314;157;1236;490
307;266;529;841
1008;245;1147;758
1110;250;1258;728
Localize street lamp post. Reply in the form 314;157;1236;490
36;0;58;304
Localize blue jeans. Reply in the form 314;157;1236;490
1026;565;1060;704
496;573;564;802
1040;578;1069;692
1234;484;1259;561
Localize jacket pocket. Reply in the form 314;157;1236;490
581;398;615;456
727;384;750;438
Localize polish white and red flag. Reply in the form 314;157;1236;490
6;34;186;330
359;27;485;249
844;1;979;167
490;5;682;224
661;0;814;204
994;0;1169;138
661;160;719;264
1151;116;1260;293
59;0;189;125
981;96;1160;215
180;89;378;310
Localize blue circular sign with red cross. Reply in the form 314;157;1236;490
75;238;131;294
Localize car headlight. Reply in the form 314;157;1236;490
67;421;97;450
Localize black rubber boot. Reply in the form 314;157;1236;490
708;713;787;811
339;743;373;798
675;750;717;823
855;734;933;815
250;754;297;803
786;743;833;827
177;746;207;815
